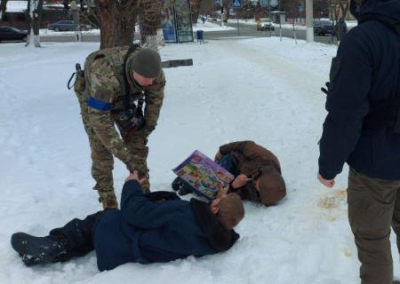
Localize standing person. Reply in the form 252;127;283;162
318;0;400;283
74;46;165;209
10;171;245;271
172;141;286;206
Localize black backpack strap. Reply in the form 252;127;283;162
67;63;84;90
67;72;76;90
122;44;140;110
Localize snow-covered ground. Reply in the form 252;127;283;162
0;36;398;284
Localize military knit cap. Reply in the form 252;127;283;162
128;48;161;78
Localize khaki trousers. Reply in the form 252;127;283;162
348;168;400;284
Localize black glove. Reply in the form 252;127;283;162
145;191;181;203
321;82;331;95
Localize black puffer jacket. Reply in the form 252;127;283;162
319;0;400;180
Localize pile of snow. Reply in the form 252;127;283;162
5;0;27;13
192;21;235;32
0;36;398;284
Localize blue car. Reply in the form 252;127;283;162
47;20;77;32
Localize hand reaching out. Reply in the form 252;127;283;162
231;174;249;189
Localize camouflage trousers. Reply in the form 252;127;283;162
89;129;150;193
74;77;150;209
348;168;400;284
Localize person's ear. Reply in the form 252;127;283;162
210;204;219;215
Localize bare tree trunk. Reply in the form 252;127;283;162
329;0;349;41
190;0;201;24
33;0;43;46
339;0;349;20
139;0;162;44
336;0;349;41
94;0;140;49
85;0;163;49
0;0;9;21
223;0;231;21
26;0;43;47
199;0;215;16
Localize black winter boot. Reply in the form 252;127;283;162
172;177;193;196
171;177;183;191
11;232;68;266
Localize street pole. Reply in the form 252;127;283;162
220;0;224;27
232;0;241;36
237;16;240;36
305;0;314;42
268;0;272;37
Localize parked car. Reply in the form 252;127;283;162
313;19;334;36
47;20;91;32
0;26;27;42
256;18;275;31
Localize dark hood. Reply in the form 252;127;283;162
351;0;400;26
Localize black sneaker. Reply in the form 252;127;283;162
171;177;183;192
172;177;194;196
11;232;67;266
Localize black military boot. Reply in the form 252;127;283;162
11;232;68;266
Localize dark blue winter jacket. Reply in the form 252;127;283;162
319;0;400;180
93;180;239;271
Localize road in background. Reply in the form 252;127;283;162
37;21;338;45
204;21;337;44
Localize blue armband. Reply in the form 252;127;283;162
88;96;113;111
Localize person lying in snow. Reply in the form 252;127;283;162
10;171;245;271
172;141;286;206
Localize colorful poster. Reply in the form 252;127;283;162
173;150;234;200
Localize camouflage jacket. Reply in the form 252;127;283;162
83;46;165;171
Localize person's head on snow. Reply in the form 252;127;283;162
253;164;286;206
210;193;245;230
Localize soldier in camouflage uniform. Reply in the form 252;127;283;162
74;46;165;209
